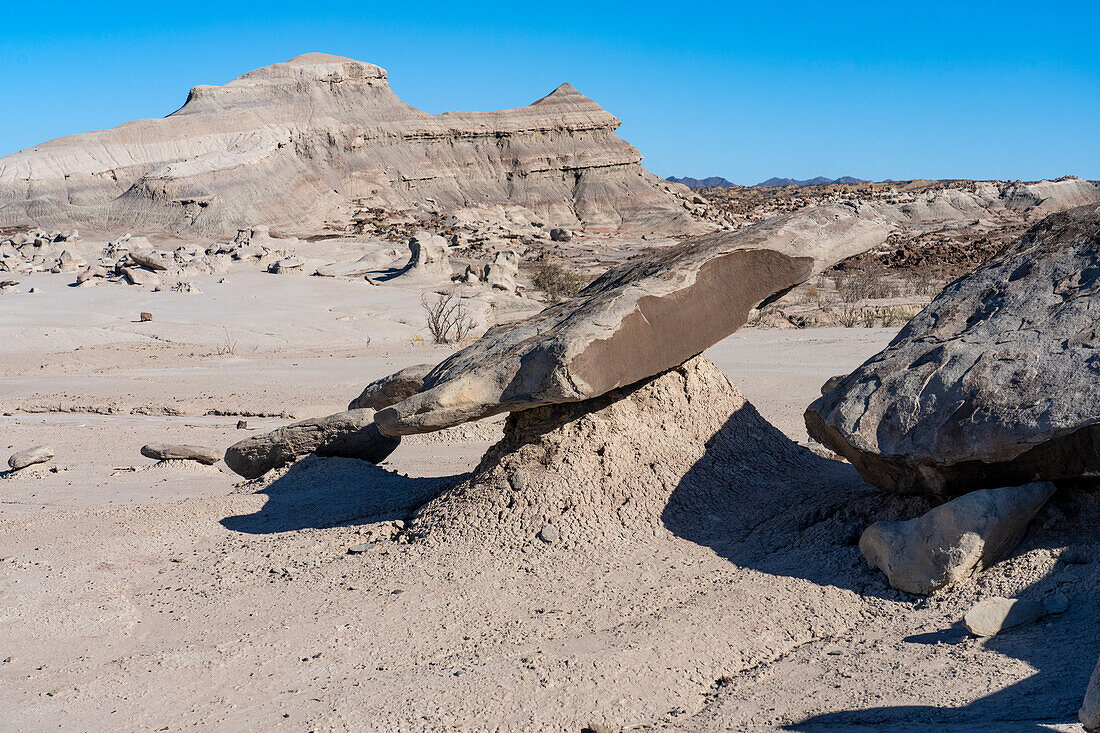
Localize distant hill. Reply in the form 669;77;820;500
666;176;737;188
757;176;866;187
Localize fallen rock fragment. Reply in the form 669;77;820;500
963;597;1043;637
140;312;153;322
348;364;434;410
129;249;169;271
549;228;572;242
859;481;1056;594
122;266;160;288
224;409;401;479
140;443;221;465
1082;656;1100;731
7;445;54;472
806;203;1100;494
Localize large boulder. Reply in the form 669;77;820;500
806;203;1100;494
405;233;451;278
224;409;401;479
859;481;1056;594
375;204;889;435
1083;656;1100;731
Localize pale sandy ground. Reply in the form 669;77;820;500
1;270;1097;731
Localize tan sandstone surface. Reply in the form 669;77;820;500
1;267;1098;731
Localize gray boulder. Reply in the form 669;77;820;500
122;266;160;288
224;409;401;479
806;203;1100;494
405;233;451;278
129;247;170;271
8;445;54;471
349;364;433;411
375;205;889;435
963;596;1043;637
1083;656;1100;731
860;481;1056;594
140;443;221;465
549;228;572;242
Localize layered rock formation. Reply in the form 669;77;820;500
806;203;1100;494
0;53;703;237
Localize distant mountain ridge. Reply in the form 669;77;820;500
667;175;867;188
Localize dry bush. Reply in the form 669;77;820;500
422;291;474;344
912;269;945;297
834;259;899;303
532;263;586;303
800;283;821;303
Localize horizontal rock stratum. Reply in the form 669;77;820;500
0;53;703;237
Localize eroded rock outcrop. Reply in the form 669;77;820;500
375;204;890;435
806;203;1100;494
0;53;703;237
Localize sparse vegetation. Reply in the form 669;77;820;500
422;291;475;344
833;259;899;303
216;327;238;356
531;263;586;303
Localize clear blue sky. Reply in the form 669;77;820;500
1;1;1097;184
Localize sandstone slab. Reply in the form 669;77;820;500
963;597;1043;637
375;205;889;435
860;481;1056;594
7;445;54;471
349;364;433;411
807;203;1100;494
224;409;401;479
140;443;221;465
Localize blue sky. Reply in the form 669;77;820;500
1;1;1097;184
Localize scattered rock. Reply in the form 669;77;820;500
347;544;372;555
538;524;558;543
139;312;153;322
7;445;54;472
549;228;572;242
236;420;248;430
1043;592;1069;615
807;203;1100;494
1082;656;1100;731
859;482;1056;594
375;205;889;435
140;443;221;465
129;248;170;271
224;409;401;479
963;597;1043;637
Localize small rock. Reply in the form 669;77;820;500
140;443;221;465
236;420;248;430
508;470;528;491
7;445;54;472
1043;592;1069;615
538;523;558;543
963;597;1043;637
347;544;372;554
140;311;153;322
1082;656;1100;731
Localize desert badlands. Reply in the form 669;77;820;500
2;52;1100;732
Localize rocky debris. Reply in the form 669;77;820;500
349;364;433;411
0;53;704;238
171;281;202;294
75;265;107;284
963;596;1043;637
236;420;248;429
859;482;1056;594
53;250;85;272
375;204;890;435
7;445;54;472
140;443;221;465
224;409;401;479
267;256;305;274
806;203;1100;494
1083;656;1100;731
549;228;573;242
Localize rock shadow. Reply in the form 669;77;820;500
661;401;1100;730
221;455;455;534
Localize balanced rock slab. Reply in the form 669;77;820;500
7;445;54;471
140;443;221;465
349;364;433;411
375;205;889;435
224;409;400;479
860;481;1056;594
807;203;1100;494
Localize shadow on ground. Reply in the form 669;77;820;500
221;455;455;533
661;402;1100;730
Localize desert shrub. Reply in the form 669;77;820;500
912;269;945;297
834;259;899;302
532;263;586;303
800;283;821;303
422;291;474;344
